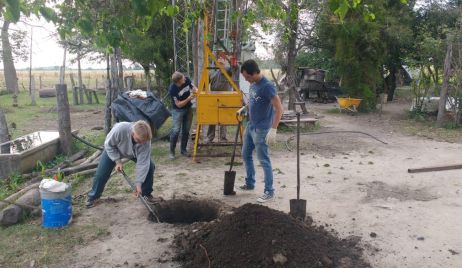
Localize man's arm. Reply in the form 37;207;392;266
104;127;121;162
271;95;284;128
174;94;195;108
134;143;152;186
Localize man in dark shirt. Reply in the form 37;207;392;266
168;71;198;160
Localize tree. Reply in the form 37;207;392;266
380;0;414;101
55;0;176;131
308;0;413;110
244;0;321;111
0;1;55;94
435;2;462;128
1;20;18;94
410;0;459;87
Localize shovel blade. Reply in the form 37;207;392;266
224;171;236;195
290;199;307;221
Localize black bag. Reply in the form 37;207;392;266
112;91;171;130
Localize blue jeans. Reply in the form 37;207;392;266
242;125;274;194
170;107;193;154
87;150;155;201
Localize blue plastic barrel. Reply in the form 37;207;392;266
40;185;72;228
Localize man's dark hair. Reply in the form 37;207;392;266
241;59;260;75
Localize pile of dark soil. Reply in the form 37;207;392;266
174;203;370;268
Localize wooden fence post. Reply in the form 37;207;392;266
30;76;36;106
56;84;72;155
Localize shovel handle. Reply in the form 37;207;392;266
296;112;300;200
229;118;242;172
120;170;160;222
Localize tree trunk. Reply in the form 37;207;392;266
104;53;112;134
197;19;204;88
56;84;72;155
142;64;151;92
77;52;85;104
0;188;41;226
436;42;453;128
232;0;242;85
1;21;18;94
286;0;305;112
69;73;79;105
59;45;67;84
116;47;124;92
387;66;397;102
110;52;119;102
192;21;199;85
0;108;10;154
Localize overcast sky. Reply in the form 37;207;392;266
9;18;108;69
8;17;270;70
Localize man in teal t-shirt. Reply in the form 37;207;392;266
239;59;284;203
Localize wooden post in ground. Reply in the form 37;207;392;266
104;53;112;134
56;84;72;155
30;76;36;106
69;73;78;105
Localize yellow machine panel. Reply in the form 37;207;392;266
196;92;243;125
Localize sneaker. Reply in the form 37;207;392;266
239;184;255;191
181;151;191;157
169;153;175;160
143;195;163;204
85;199;96;208
257;192;274;203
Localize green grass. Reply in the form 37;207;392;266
394;85;413;100
0;173;26;200
326;108;341;114
0;90;106;139
0;222;109;267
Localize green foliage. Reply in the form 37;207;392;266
316;0;414;111
33;155;67;173
0;223;109;267
296;50;339;81
0;172;25;199
320;1;385;111
409;1;460;84
410;68;433;113
4;0;21;22
55;0;175;88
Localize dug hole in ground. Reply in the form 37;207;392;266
51;100;461;268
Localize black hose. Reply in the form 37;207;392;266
285;130;388;151
72;133;104;151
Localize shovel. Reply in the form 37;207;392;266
120;170;160;222
290;112;307;220
224;119;242;195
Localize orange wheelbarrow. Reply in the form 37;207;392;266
336;97;362;113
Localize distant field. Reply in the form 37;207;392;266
0;69;146;92
0;68;281;93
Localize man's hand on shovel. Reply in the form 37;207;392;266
133;184;142;197
115;160;124;172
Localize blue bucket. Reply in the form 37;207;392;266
40;186;72;228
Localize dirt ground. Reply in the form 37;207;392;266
40;99;461;268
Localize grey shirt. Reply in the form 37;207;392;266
104;122;151;185
210;68;232;91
